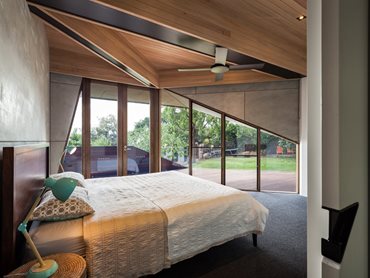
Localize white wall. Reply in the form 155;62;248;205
299;78;308;197
307;1;329;277
321;0;368;277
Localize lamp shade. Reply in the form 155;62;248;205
44;177;77;202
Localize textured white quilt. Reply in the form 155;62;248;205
85;171;268;276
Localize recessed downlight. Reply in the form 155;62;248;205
297;15;306;21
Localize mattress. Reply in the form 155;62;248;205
26;218;85;261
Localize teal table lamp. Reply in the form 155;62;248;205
17;177;77;278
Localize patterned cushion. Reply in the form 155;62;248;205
31;187;94;221
50;172;86;188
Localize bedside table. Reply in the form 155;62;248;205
7;253;86;278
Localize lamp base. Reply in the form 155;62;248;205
27;259;58;278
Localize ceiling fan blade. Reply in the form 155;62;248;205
229;63;265;70
215;73;224;81
177;68;210;72
215;47;228;65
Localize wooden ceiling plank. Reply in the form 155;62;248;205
92;0;307;75
45;24;142;86
29;2;220;64
41;8;159;87
50;48;143;86
119;32;214;71
158;70;282;88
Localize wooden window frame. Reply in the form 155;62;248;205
81;78;91;178
77;79;299;193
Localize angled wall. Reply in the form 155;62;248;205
171;80;299;142
50;73;82;174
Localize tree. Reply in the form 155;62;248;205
128;117;150;152
192;110;221;147
225;121;257;150
67;128;82;148
161;106;189;161
91;114;117;146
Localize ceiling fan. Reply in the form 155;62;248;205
177;47;265;81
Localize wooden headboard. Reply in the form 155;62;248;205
0;144;49;275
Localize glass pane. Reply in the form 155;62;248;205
127;87;150;175
62;94;83;174
90;82;118;178
192;104;221;183
225;117;257;190
161;90;189;173
192;103;221;148
260;131;297;192
192;147;221;184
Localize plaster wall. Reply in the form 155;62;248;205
299;78;308;197
0;0;49;146
307;1;329;277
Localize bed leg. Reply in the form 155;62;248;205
252;233;257;247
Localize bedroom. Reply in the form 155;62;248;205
1;1;367;277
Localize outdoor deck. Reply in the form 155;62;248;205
181;169;297;192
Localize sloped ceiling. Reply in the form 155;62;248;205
29;0;306;88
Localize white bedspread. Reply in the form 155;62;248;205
85;171;268;271
84;177;169;277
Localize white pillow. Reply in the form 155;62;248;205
50;172;86;188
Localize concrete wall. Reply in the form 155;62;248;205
0;0;49;146
322;0;368;277
172;80;299;142
50;73;82;174
307;1;329;277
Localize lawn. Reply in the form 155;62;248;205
193;156;296;172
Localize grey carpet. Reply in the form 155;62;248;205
152;192;307;278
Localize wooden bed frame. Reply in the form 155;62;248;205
0;144;49;275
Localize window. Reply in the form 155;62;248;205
225;117;257;190
90;82;118;178
62;94;83;174
127;87;151;175
192;104;221;184
161;90;189;172
260;131;297;192
64;79;299;193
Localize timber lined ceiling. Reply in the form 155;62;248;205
46;26;142;86
28;0;306;88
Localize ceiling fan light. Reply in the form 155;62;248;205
211;64;229;74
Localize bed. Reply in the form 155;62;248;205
0;144;268;277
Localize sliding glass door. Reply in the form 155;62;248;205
192;104;222;184
63;80;299;192
160;90;189;173
63;80;156;178
225;117;257;190
127;87;151;175
260;131;297;192
90;82;118;178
